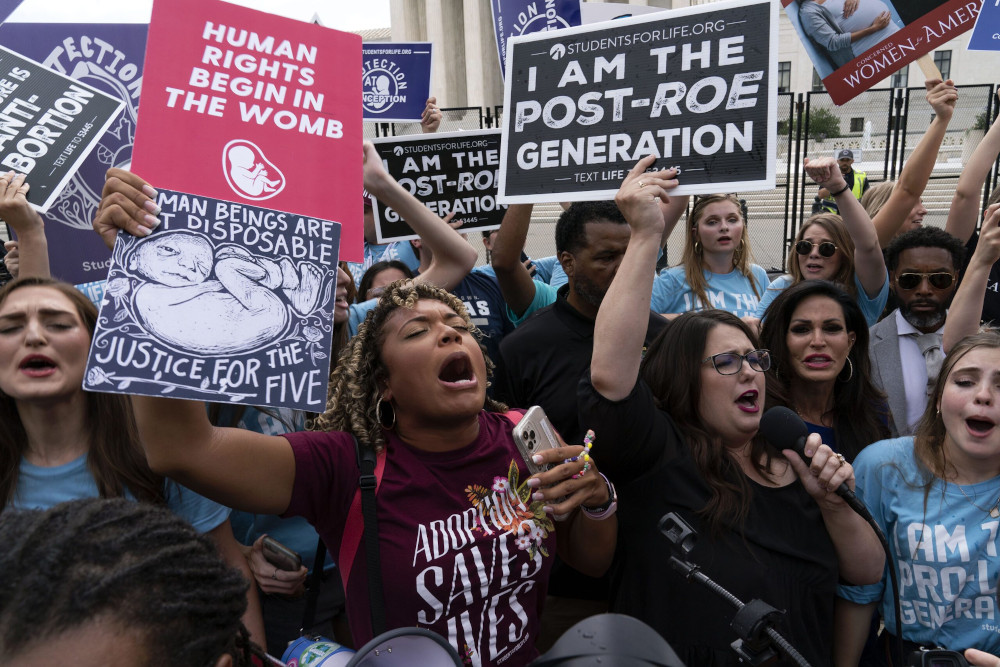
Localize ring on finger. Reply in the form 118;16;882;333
638;181;647;188
835;453;847;467
272;570;278;580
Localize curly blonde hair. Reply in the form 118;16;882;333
310;281;507;451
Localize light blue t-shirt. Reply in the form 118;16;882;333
348;298;378;338
506;280;560;327
754;272;889;327
12;454;229;534
839;437;1000;654
344;240;420;288
651;264;769;318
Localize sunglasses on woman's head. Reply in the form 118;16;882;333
895;272;955;290
795;240;837;258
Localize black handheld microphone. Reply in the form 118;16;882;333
758;406;869;518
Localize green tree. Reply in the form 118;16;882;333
807;108;841;141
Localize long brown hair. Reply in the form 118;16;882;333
640;310;773;533
786;214;857;297
311;280;507;451
760;280;888;462
682;194;761;311
914;329;1000;488
0;277;163;509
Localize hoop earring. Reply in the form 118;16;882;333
838;357;854;383
693;239;703;255
733;237;745;264
376;395;396;429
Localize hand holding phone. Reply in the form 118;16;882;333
262;536;302;572
512;406;561;476
248;536;308;597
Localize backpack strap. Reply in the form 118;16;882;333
500;409;525;427
338;435;386;636
299;538;328;633
338;413;522;637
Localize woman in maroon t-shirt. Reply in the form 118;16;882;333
93;161;617;667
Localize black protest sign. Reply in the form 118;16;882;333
0;45;123;212
84;189;341;411
498;0;777;203
371;129;507;242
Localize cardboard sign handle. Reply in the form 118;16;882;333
916;54;942;81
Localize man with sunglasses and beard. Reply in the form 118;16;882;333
869;226;966;436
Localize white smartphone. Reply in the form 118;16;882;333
512;406;561;476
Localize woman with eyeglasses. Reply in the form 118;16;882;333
755;157;888;327
579;156;884;666
760;280;889;462
650;193;769;325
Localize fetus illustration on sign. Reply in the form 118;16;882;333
120;230;324;355
223;139;286;200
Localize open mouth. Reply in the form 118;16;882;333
19;355;56;376
966;417;996;437
736;389;759;413
803;355;833;369
438;352;476;387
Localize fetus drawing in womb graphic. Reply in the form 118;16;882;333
223;139;286;200
127;231;323;355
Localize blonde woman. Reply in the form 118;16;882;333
651;193;768;324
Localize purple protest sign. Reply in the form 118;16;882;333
490;0;581;79
0;23;146;285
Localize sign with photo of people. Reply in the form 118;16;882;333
782;0;985;104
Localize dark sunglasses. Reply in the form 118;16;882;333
795;240;837;257
896;272;955;290
702;349;771;375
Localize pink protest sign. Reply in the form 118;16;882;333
131;0;363;261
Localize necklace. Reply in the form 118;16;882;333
956;483;1000;518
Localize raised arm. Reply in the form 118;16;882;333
93;172;297;513
806;157;885;296
420;96;442;134
363;141;477;290
946;89;1000;243
872;79;957;247
943;203;1000;353
593;157;677;401
491;204;538;318
133;394;297;515
0;172;49;278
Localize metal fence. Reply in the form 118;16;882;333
362;85;1000;271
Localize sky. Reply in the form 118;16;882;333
7;0;391;31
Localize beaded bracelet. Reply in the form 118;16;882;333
571;429;595;480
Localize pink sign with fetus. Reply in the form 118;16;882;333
132;0;363;260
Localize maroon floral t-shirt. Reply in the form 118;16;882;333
284;411;555;667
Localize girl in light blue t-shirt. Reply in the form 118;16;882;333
838;330;1000;664
651;194;768;321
